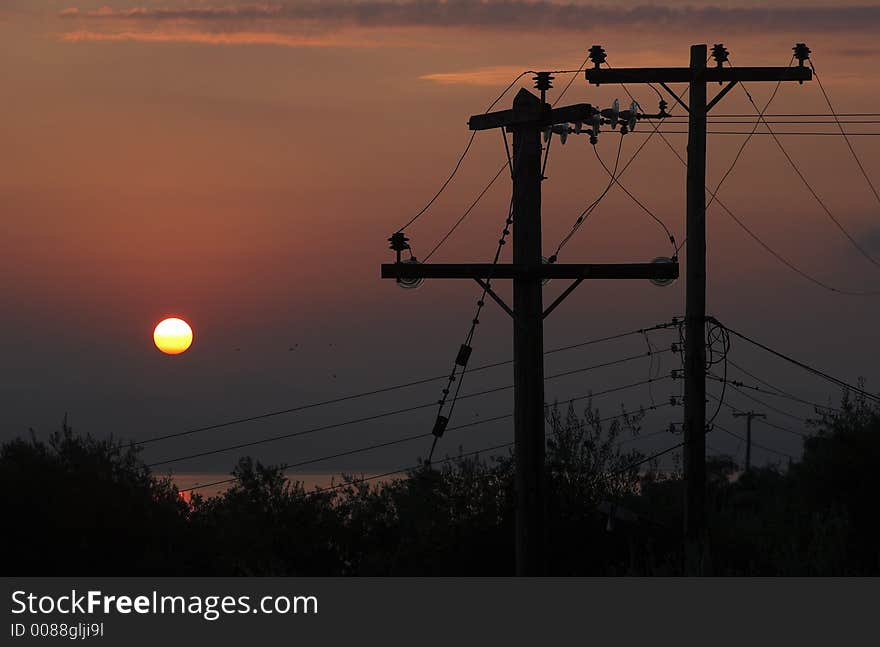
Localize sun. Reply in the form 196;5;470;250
153;317;194;355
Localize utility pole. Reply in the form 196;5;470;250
585;42;812;573
510;89;546;576
733;411;766;471
382;84;678;575
685;44;709;575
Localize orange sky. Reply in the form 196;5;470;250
2;1;879;483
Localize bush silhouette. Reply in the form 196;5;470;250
3;392;878;575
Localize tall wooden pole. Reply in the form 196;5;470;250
734;411;767;471
385;88;679;574
387;66;764;573
684;44;708;573
582;43;810;574
511;89;546;576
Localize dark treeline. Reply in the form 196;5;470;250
3;392;878;575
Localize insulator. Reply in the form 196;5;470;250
588;45;607;69
455;344;472;367
432;415;449;438
627;100;639;132
658;98;669;118
601;99;620;128
388;231;411;252
711;43;729;68
396;257;424;290
533;72;554;92
649;256;676;287
793;42;811;66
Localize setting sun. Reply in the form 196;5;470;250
153;317;194;355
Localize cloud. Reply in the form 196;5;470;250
56;2;880;50
58;29;388;48
58;2;880;32
420;65;538;87
62;4;285;21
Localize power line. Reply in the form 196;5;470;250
736;76;880;271
197;411;709;500
706;58;787;214
705;321;731;428
809;60;880;209
707;192;880;295
754;416;811;439
639;130;880;137
552;56;591;106
397;130;477;234
655;119;880;124
423;161;508;261
149;361;673;468
427;192;516;462
305;442;515;499
706;391;808;438
592;137;678;255
553;72;690;259
715;424;796;460
725;383;812;423
136;322;674;447
710;320;880;405
727;357;823;407
725;359;835;418
703;113;880;118
707;374;838;412
650;116;880;295
178;399;676;493
395;71;531;233
593;63;679;253
423;55;599;262
551;135;623;258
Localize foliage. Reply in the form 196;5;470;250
1;418;189;574
3;391;879;575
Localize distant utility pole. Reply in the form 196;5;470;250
585;42;812;572
382;81;677;576
733;411;766;471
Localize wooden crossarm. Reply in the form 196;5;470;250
585;66;811;85
381;262;679;281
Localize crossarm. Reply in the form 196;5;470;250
381;262;679;281
585;67;811;85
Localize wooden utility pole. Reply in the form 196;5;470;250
684;44;709;572
510;89;547;576
382;86;678;575
733;411;766;471
585;43;811;572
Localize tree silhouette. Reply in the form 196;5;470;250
3;392;878;575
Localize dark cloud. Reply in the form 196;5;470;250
57;2;880;33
